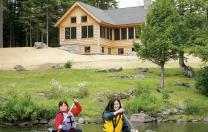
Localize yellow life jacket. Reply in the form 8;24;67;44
103;114;123;132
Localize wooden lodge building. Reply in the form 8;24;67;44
55;1;150;55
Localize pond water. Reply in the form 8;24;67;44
0;122;208;132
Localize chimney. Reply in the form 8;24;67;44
144;0;151;9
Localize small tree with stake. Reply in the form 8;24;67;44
134;0;178;90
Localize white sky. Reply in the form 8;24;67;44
117;0;144;8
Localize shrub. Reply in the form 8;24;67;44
184;99;206;115
69;81;89;99
126;85;161;114
195;66;208;96
64;61;72;68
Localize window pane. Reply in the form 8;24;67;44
71;17;76;23
128;27;134;39
81;16;87;22
110;29;112;40
136;26;141;38
107;28;110;39
118;48;124;54
85;46;90;53
88;25;93;38
71;27;76;39
65;28;70;39
121;28;127;40
102;47;104;53
114;28;120;40
100;26;102;38
82;26;87;38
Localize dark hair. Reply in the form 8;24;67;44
58;100;68;107
104;97;121;112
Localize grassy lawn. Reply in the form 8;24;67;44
0;68;208;120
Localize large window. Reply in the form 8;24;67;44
65;28;71;39
128;27;134;39
100;26;112;40
114;28;120;40
136;26;141;38
121;28;127;40
81;16;87;22
82;25;93;38
65;27;76;39
71;27;76;39
88;25;93;38
71;17;76;23
82;26;87;38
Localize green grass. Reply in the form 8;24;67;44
0;68;208;120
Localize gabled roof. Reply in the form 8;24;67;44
55;1;147;27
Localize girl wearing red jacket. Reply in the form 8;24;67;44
54;99;82;132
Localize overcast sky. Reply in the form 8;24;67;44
117;0;144;8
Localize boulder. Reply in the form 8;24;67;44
137;68;149;72
78;118;85;124
95;69;108;72
14;65;25;71
18;122;30;127
113;93;129;100
130;112;153;123
34;42;47;49
176;82;193;88
204;117;208;122
39;119;48;124
109;67;122;72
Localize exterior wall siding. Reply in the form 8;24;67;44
58;6;140;55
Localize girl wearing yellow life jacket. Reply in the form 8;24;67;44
103;97;137;132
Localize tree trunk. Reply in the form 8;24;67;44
46;0;49;46
30;23;32;47
160;64;165;89
26;31;28;47
0;0;3;48
179;51;195;77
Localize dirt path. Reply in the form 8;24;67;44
0;47;203;70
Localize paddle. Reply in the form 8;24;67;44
123;114;139;132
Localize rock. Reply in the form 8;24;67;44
14;65;25;71
128;88;136;95
95;69;108;72
2;122;15;126
177;119;187;122
48;119;54;126
34;42;47;49
78;118;85;124
39;119;48;124
59;45;80;53
18;122;30;127
98;96;105;102
133;74;145;79
137;68;149;72
31;120;39;125
176;82;193;88
130;112;153;123
204;117;208;122
109;67;122;72
161;109;171;115
146;130;156;132
156;117;163;123
113;93;129;100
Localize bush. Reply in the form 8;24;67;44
184;99;207;115
0;92;38;122
64;61;72;68
69;81;89;99
126;85;161;114
195;66;208;96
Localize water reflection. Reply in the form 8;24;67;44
0;122;208;132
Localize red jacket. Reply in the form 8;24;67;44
54;102;82;130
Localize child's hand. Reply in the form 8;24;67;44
73;99;78;103
114;108;124;115
58;125;63;129
118;108;124;113
131;129;139;132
